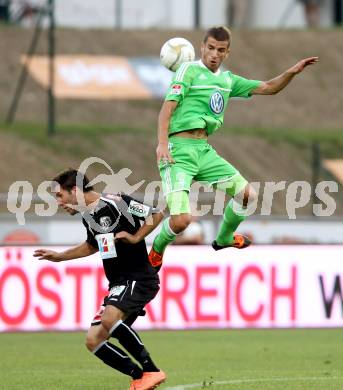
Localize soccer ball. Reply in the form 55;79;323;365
160;37;195;72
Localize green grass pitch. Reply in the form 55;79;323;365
1;329;343;389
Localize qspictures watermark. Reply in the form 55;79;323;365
6;157;340;230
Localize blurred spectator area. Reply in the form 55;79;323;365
5;0;340;29
9;0;44;25
0;0;10;22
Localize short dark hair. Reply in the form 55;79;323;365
203;26;231;45
53;169;93;192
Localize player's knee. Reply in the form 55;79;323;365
85;334;98;352
170;214;192;233
242;184;257;207
101;316;113;332
246;186;257;203
101;314;122;333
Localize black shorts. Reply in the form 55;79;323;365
91;279;159;326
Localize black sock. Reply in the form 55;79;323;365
111;320;159;372
93;341;143;379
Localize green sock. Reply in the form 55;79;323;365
152;217;177;254
215;200;246;246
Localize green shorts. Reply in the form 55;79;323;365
159;137;248;213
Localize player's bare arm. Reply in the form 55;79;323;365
252;56;319;95
115;211;164;244
156;100;178;164
33;241;98;262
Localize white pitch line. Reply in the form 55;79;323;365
164;376;342;390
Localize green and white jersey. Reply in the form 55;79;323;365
165;60;261;136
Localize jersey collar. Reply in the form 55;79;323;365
198;60;222;76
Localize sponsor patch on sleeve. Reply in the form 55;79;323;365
171;84;182;95
127;200;150;218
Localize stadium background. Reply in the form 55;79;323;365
1;0;343;389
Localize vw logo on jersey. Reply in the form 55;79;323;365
209;91;224;114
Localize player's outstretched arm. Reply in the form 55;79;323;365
115;211;164;244
33;241;98;262
252;56;319;95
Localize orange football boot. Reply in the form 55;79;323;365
148;248;164;268
134;371;167;390
212;233;251;251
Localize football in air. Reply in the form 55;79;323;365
160;37;195;72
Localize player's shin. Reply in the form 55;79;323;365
152;190;189;254
92;340;143;379
215;199;246;246
111;320;159;372
152;217;177;254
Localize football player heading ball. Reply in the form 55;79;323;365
149;25;318;266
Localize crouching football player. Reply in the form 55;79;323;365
34;169;166;390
